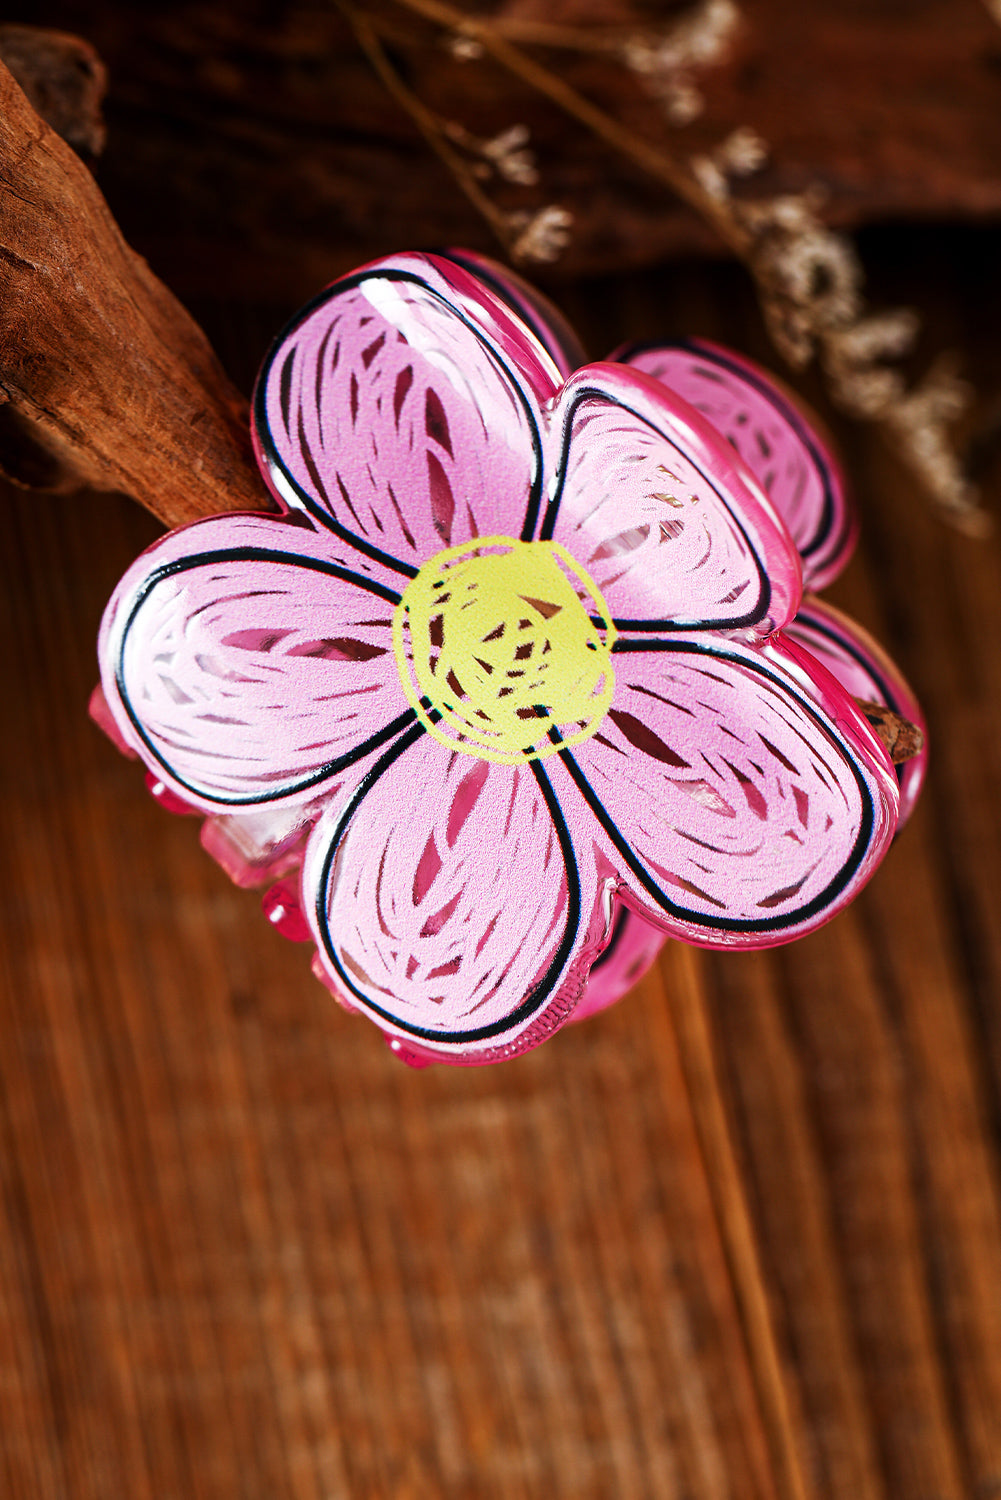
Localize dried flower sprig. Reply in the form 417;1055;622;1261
437;0;740;124
386;0;751;252
508;203;574;264
689;133;985;532
619;0;741;125
340;4;569;265
373;0;986;531
732;182;984;533
692;125;769;200
443;120;539;186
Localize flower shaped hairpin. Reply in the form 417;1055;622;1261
96;251;925;1066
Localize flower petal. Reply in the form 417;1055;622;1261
784;596;927;826
98;512;412;810
438;249;586;378
542;363;803;633
304;729;605;1061
253;253;560;575
572;906;667;1022
551;634;898;946
613;339;855;589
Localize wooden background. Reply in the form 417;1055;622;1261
4;222;1001;1498
5;2;1001;1488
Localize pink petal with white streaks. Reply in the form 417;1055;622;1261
614;339;855;589
304;733;604;1058
551;634;898;946
254;254;559;570
544;363;802;634
99;512;408;811
784;595;927;826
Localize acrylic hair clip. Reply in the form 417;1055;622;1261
94;251;925;1066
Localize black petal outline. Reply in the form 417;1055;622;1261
561;637;878;935
313;742;582;1045
115;545;414;808
539;383;774;632
253;266;547;573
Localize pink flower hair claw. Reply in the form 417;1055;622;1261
94;251;926;1067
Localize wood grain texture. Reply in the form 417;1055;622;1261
3;231;1001;1497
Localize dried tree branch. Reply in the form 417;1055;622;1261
0;57;273;525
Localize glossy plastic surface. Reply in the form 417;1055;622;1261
96;251;912;1065
614;337;856;590
783;595;927;827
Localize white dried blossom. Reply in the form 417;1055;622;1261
692;126;767;201
509;205;574;264
758;302;815;369
825;361;904;419
620;0;741;125
751;213;863;355
674;0;742;64
623;62;706;125
443;120;540;186
691;154;729;200
733;196;862;366
622;0;740;72
716;126;768;177
481;124;539;186
663;80;704;126
824;310;920;367
740;192;825;234
446;33;485;62
775;230;859;325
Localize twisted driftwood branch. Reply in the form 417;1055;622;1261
0;54;273;524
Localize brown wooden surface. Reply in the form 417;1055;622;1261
4;230;1001;1498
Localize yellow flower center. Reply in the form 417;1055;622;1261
393;537;616;764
